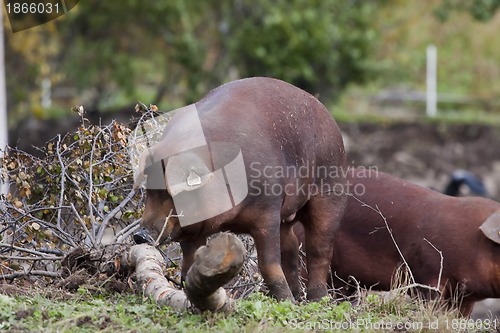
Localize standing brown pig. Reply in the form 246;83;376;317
133;77;347;301
294;167;500;315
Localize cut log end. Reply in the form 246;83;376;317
121;232;245;313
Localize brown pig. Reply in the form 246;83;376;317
133;77;347;301
293;167;500;315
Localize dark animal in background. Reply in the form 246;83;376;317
443;169;488;197
134;77;347;301
293;167;500;315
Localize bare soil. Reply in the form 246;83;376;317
340;122;500;200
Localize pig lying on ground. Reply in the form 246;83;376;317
133;77;347;301
293;167;500;315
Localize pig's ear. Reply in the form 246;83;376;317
165;152;214;196
479;213;500;244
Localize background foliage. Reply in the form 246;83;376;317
6;0;498;127
4;0;499;132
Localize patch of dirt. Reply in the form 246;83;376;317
99;315;112;330
0;284;31;297
15;309;34;320
76;315;93;327
61;247;99;277
0;282;74;301
55;270;91;291
340;122;500;200
0;245;130;300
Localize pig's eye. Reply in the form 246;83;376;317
187;170;202;186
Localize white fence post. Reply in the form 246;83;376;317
426;44;437;117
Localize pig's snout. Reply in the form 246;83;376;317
133;227;155;245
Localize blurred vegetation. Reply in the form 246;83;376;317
372;1;500;97
4;0;381;120
3;0;500;126
220;0;379;96
435;0;500;21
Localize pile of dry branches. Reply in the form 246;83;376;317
0;106;263;309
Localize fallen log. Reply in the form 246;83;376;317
121;232;246;312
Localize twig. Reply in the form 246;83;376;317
390;282;441;295
6;205;77;247
95;188;137;243
0;255;63;261
64;174;103;224
70;202;94;247
55;135;66;230
346;192;443;297
332;271;379;300
347;193;417;286
154;210;184;246
0;243;61;259
37;248;64;256
423;238;444;291
0;270;61;281
115;219;141;244
348;275;364;306
88;128;102;240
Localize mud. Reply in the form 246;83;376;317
340;122;500;200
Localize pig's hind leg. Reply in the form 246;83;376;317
251;210;294;301
280;222;302;300
302;194;346;301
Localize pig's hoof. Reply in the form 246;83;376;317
306;286;328;302
267;280;294;301
274;291;294;302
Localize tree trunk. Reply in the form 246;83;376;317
121;232;245;312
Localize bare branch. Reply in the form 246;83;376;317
95;188;137;243
115;218;140;239
0;270;61;281
155;210;184;246
70;202;94;248
0;243;61;259
115;219;141;244
88;128;101;240
423;238;444;291
0;255;63;261
347;193;417;286
55;134;66;230
345;192;444;298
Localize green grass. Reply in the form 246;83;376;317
333;106;500;126
330;85;500;126
0;288;472;333
332;107;398;125
422;109;500;126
